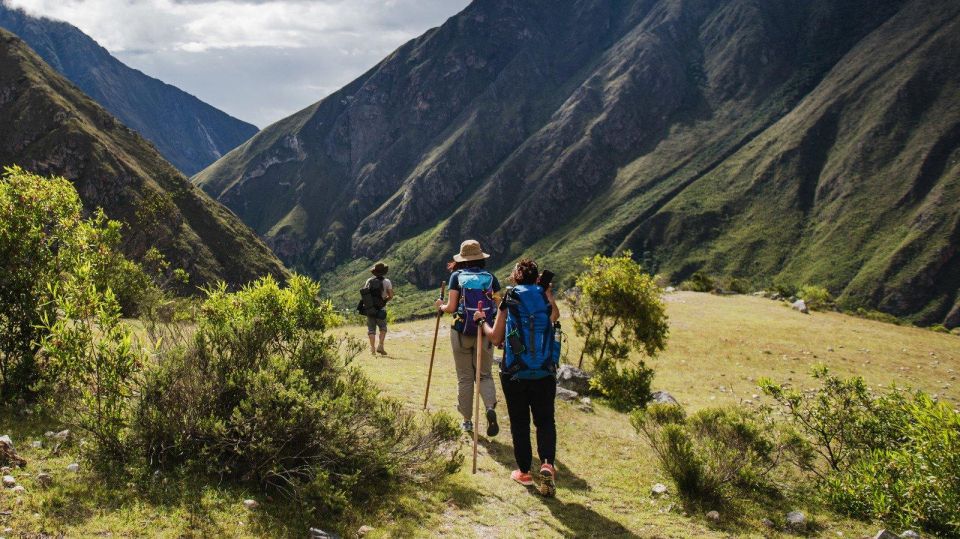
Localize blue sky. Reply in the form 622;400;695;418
7;0;471;127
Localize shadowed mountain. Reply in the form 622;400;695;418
0;29;287;288
194;0;959;326
0;2;258;175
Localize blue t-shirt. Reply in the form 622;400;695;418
448;268;501;294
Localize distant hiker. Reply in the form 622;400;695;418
474;259;561;497
358;262;394;356
434;240;500;436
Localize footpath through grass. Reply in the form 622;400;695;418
2;292;958;537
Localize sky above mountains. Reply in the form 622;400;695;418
6;0;470;127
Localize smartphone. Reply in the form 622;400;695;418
538;270;554;288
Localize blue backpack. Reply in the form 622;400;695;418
453;270;496;336
502;285;561;380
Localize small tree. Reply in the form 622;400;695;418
568;251;669;410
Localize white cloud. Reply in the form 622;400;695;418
5;0;470;126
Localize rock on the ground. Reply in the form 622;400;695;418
871;530;899;539
0;436;12;449
66;463;80;473
2;475;15;488
792;299;809;314
30;441;42;449
665;286;676;293
761;518;775;529
11;485;25;494
36;472;52;488
52;430;71;442
0;437;25;468
309;528;341;539
556;387;579;401
556;365;592;394
706;510;720;523
651;483;668;496
786;511;807;531
243;499;259;510
900;531;921;539
650;390;680;406
357;525;374;536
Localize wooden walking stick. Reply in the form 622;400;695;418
423;282;446;409
472;300;484;474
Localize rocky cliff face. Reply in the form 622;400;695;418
0;3;258;175
0;29;287;288
195;0;960;326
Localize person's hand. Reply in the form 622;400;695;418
544;285;555;301
434;298;444;312
472;310;486;322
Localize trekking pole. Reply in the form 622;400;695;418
472;300;484;474
423;282;446;409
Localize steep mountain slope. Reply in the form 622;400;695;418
0;29;287;288
195;0;959;326
0;3;258;175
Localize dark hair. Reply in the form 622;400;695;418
447;259;486;272
512;259;539;285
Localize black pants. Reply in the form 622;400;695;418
500;373;556;473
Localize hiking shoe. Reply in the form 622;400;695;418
511;470;534;486
538;463;556;497
376;347;387;355
461;420;473;433
485;408;499;437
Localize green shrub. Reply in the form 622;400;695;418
678;271;714;293
632;404;777;503
797;284;834;311
568;252;669;410
854;308;903;325
131;276;461;514
930;324;949;333
771;280;797;299
0;166;150;401
823;393;960;536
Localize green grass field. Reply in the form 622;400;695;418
2;291;958;537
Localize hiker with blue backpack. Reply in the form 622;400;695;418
473;258;561;497
434;240;501;436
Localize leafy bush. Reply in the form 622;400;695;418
131;276;461;513
567;252;669;410
797;284;834;311
823;393;960;536
854;308;903;325
632;404;778;503
0;166;150;401
678;271;714;293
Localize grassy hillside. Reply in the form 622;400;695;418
0;29;287;289
195;0;959;326
4;292;958;537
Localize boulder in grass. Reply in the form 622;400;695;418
0;437;25;468
792;300;809;314
66;463;80;473
650;391;679;406
900;531;921;539
651;483;668;496
872;531;898;539
36;472;53;488
243;499;259;510
556;365;592;395
2;475;15;488
785;511;807;532
556;387;579;401
706;510;720;523
309;528;342;539
11;485;25;495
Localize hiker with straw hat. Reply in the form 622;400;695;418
434;240;501;435
360;262;394;356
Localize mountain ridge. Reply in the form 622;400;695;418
0;2;259;175
195;0;959;326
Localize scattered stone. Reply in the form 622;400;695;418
243;499;259;510
11;485;25;495
556;365;592;395
66;463;80;473
2;475;15;488
357;525;374;536
827;347;835;352
309;528;341;539
873;530;898;539
761;518;775;529
665;286;676;293
706;510;720;523
30;441;42;449
0;436;12;449
650;390;679;406
0;437;25;468
792;299;809;314
786;511;807;531
651;483;668;496
556;387;579;401
900;531;921;539
36;473;52;488
0;467;9;474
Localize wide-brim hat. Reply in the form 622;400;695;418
371;262;389;275
452;239;491;262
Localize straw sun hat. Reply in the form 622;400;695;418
452;239;491;262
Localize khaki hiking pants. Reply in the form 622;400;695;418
450;330;497;420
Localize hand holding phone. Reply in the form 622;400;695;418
538;269;555;289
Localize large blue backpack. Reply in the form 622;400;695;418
453;269;496;336
502;285;561;380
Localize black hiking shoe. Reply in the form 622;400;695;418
486;408;499;437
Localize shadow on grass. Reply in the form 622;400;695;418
479;437;591;492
